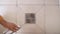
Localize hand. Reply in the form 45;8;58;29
0;16;20;32
2;22;20;32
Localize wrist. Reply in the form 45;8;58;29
0;20;7;26
0;16;4;23
0;16;7;25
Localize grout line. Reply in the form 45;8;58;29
16;0;18;7
15;0;18;34
44;5;46;34
35;6;44;14
0;4;60;6
44;0;46;34
58;0;59;8
16;4;60;5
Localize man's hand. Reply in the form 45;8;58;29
0;16;20;32
4;22;20;32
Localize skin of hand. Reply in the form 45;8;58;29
0;16;20;32
3;22;20;32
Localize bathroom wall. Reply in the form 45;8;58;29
0;0;60;34
45;6;60;34
17;0;45;34
45;0;60;34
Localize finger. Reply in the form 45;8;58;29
13;24;20;30
8;26;18;32
12;27;19;32
11;27;17;32
12;26;19;32
12;23;19;28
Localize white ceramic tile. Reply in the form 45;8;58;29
45;0;58;5
59;0;60;5
58;6;60;33
0;6;17;24
36;6;45;34
46;32;60;34
17;5;44;25
16;32;41;34
16;5;45;34
58;4;60;8
45;6;60;33
0;0;16;5
18;0;44;5
18;5;44;13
